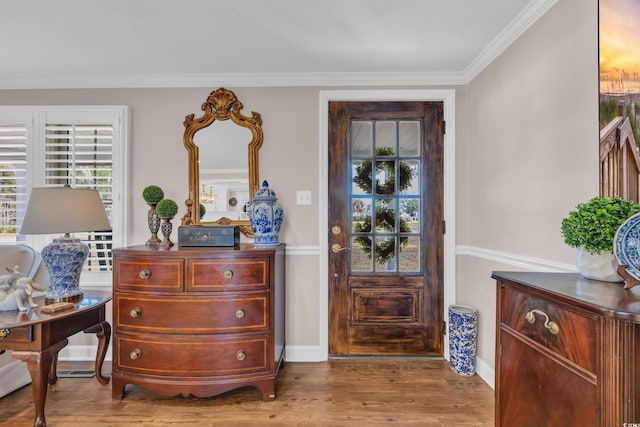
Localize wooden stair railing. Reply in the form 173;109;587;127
600;115;640;202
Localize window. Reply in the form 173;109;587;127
0;106;130;287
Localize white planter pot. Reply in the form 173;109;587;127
576;247;623;282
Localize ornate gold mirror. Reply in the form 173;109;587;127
182;88;263;236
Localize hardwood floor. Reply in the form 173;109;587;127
1;359;494;426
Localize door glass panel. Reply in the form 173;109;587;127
399;236;420;271
375;121;396;155
375;160;395;194
352;198;372;233
352;160;372;195
351;121;373;157
400;198;420;232
350;118;423;273
399;121;420;156
351;235;373;272
375;236;396;271
375;198;395;232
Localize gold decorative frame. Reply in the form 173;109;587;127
181;87;263;237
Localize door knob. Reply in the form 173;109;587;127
331;244;351;253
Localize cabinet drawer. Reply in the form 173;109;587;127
115;294;269;334
500;286;598;374
114;258;184;292
0;326;32;345
187;258;269;291
115;334;270;376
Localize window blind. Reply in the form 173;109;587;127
0;124;28;243
44;123;114;272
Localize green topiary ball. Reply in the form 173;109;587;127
142;185;164;204
156;199;179;218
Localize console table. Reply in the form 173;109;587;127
493;271;640;426
0;290;111;427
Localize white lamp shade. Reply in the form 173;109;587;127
20;187;111;235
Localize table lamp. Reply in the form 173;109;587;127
19;186;112;304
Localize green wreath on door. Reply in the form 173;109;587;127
352;147;415;265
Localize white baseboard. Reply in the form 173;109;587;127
0;358;31;398
475;356;494;389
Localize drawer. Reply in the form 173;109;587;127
187;258;269;292
500;285;598;374
0;326;33;346
115;334;270;376
115;294;269;334
114;258;184;293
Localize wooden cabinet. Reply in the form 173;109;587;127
112;244;285;401
493;272;640;426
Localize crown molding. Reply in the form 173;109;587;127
0;71;468;90
0;0;556;90
464;0;559;82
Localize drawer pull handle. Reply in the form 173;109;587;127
235;308;245;319
139;269;151;279
236;350;246;361
130;349;142;360
0;329;11;339
130;307;142;318
224;270;233;279
525;309;559;335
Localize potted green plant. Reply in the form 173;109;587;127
561;196;640;281
142;185;165;246
156;198;179;247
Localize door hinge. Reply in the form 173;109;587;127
443;120;446;135
443;220;446;234
443;321;447;335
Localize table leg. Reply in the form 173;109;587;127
48;351;59;385
13;339;68;427
84;320;111;385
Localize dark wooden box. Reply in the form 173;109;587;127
178;225;240;247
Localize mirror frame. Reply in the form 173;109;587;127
181;87;263;237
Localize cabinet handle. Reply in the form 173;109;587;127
236;350;246;361
130;349;142;360
130;307;142;318
223;270;233;279
139;269;151;279
525;309;559;335
235;308;245;319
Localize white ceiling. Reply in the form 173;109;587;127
0;0;557;89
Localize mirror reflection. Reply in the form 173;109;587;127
195;120;253;222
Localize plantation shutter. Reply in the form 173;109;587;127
0;122;28;243
43;117;115;272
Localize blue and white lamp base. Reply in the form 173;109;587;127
448;304;478;377
41;235;89;303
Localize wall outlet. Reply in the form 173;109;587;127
296;190;312;205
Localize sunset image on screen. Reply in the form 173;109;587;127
600;0;640;94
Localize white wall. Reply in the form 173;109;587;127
458;0;599;381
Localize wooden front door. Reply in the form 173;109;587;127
328;101;444;356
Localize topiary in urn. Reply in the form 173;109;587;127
142;185;164;246
561;196;640;281
156;198;179;247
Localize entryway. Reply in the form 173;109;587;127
318;90;456;359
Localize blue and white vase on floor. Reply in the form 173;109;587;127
249;180;283;246
448;304;478;377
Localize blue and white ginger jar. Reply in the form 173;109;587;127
249;180;283;246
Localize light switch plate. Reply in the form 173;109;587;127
296;190;312;205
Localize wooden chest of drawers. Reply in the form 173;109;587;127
112;244;285;401
493;272;640;427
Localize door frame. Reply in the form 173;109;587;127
319;89;456;360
